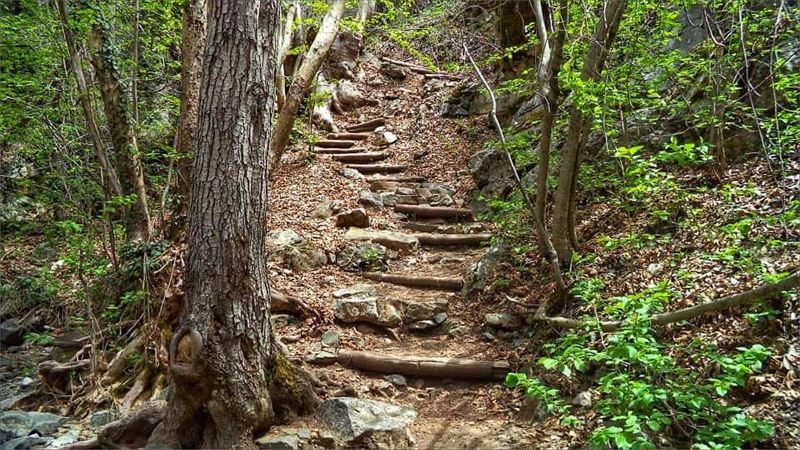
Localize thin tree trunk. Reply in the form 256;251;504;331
276;1;298;110
173;0;208;214
551;0;628;264
355;0;376;28
87;8;152;241
55;0;123;197
269;0;345;176
146;0;314;447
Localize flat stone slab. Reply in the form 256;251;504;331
319;397;417;442
344;227;418;251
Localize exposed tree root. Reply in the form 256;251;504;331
271;288;322;321
345;117;385;132
100;334;144;386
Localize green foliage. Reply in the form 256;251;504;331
655;137;712;167
25;332;55;346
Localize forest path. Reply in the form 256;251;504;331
267;50;543;448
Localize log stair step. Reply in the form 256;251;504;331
401;222;487;234
326;132;371;140
313;147;368;154
347;164;407;174
369;180;422;192
362;272;463;291
316;139;358;148
415;233;492;247
395;204;473;220
337;350;510;380
346;118;386;133
366;175;426;183
330;152;388;163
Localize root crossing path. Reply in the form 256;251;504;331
267;51;540;448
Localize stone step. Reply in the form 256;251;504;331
330;152;388;164
394;204;473;221
344;227;418;251
369;180;421;192
314;147;368;154
346;118;386;133
326;132;371;140
362;272;463;291
366;175;426;183
347;164;407;175
316;139;358;148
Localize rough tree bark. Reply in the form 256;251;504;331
145;0;315;447
269;0;345;176
55;0;123;198
87;7;153;241
276;0;299;110
172;0;208;215
551;0;628;264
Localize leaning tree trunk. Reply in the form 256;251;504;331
276;0;299;110
269;0;345;176
551;0;627;264
146;0;315;447
87;9;152;241
55;0;123;198
173;0;208;214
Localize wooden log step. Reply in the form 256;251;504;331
337;350;510;380
330;152;387;163
346;118;386;132
347;164;407;174
402;222;488;234
362;272;463;291
415;233;492;246
368;180;421;192
366;175;426;183
313;147;368;154
316;139;358;148
395;204;473;220
326;132;371;140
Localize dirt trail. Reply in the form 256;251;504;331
266;51;546;447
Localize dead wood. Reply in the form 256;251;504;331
100;334;144;386
337;350;510;380
326;132;371;140
415;233;492;246
539;272;799;331
423;73;463;80
96;400;166;449
38;359;91;393
378;56;435;74
394;204;473;220
121;365;153;412
362;272;464;291
367;175;426;183
271;288;322;321
315;139;358;148
346;163;407;174
330;152;387;163
345;117;385;132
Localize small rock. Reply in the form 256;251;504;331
647;263;662;274
19;377;35;389
344;228;418;252
572;390;593;408
324;276;336;285
0;410;66;440
379;62;407;80
358;190;384;208
335;208;369;228
90;409;114;428
484;313;521;330
0;319;23;347
321;330;340;347
305;350;338;365
402;300;449;322
336;243;389;272
433;312;448;325
48;430;78;449
297;428;311;440
318;397;417;442
255;433;300;450
482;332;496;342
408;320;437;332
395;187;415;196
384;374;407;387
312;200;344;219
340;167;365;179
380;192;397;207
380;131;398;145
268;229;302;247
412;149;429;160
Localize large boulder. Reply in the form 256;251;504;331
267;230;327;272
323;31;363;80
318;397;417;444
335;80;376;111
0;410;66;442
336;243;388;272
468;148;516;214
335;209;369;228
463;244;511;295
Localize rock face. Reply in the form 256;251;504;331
0;410;65;442
335;80;376;111
344;227;418;251
0;319;23;347
464;244;510;294
324;31;363;80
268;230;327;272
334;296;403;327
319;397;417;443
357;190;384;208
468;148;515;212
336;243;389;272
335;208;369;228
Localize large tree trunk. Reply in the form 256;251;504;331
268;0;345;176
173;0;208;214
55;0;122;197
87;9;152;241
146;0;314;447
551;0;627;264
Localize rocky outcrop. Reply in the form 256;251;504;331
464;244;510;294
336;243;388;272
268;230;328;272
318;397;417;444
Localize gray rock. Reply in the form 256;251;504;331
318;397;417;442
383;375;407;387
19;378;35;389
484;313;521;330
408;320;437;331
379;62;407;80
340;167;365;179
380;192;396;207
358;190;384;208
344;228;418;252
89;409;113;428
379;132;398;145
333;284;378;299
321;330;340;347
269;245;327;273
335;208;369;228
468;148;515;205
0;410;65;441
463;244;510;294
335;80;375;111
336;243;388;272
255;433;300;450
305;350;338;365
297;428;311;440
268;229;303;247
0;319;23;347
402;300;449;322
572;390;593;408
47;430;78;449
396;187;415;196
324;31;363;80
3;435;52;450
312;200;344;219
334;297;402;328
